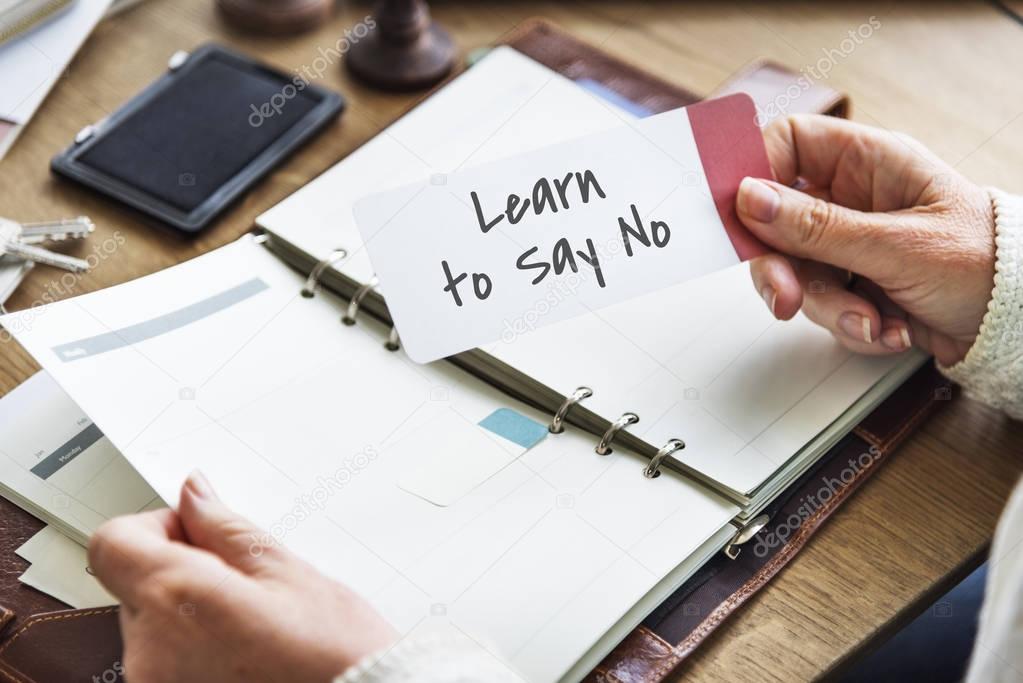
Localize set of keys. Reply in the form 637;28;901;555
0;216;95;273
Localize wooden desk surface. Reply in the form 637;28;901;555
2;1;1022;680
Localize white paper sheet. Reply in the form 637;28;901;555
0;0;112;124
1;236;738;682
0;257;32;303
396;408;540;506
17;526;114;608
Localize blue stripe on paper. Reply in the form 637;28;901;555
478;408;547;449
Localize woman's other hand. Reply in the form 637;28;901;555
89;472;396;683
736;114;996;366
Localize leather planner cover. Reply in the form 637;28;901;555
0;19;942;683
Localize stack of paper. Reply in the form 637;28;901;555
0;258;32;306
0;370;161;608
0;0;112;160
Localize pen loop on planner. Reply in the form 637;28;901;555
301;248;349;298
549;386;592;434
384;326;400;352
643;438;685;479
723;514;771;560
342;276;379;325
595;412;639;455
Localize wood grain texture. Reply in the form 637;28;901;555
1;2;1021;680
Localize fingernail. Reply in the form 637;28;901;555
739;178;780;223
185;469;216;500
760;285;777;316
838;313;873;343
881;327;912;351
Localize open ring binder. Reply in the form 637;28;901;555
341;276;379;326
643;439;685;479
281;243;694;485
300;248;348;298
595;412;639;455
549;386;592;434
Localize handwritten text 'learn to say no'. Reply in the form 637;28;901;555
440;169;671;307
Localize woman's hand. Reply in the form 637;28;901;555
736;114;996;366
89;472;396;683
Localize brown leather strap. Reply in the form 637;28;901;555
586;627;675;683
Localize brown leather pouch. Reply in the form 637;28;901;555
502;19;849;124
0;19;935;683
0;608;120;683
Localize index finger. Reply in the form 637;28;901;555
763;115;919;203
88;509;187;605
763;115;862;186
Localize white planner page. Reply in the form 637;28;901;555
256;46;923;496
0;370;160;542
2;236;738;682
483;270;921;496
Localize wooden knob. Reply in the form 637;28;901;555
345;0;456;92
216;0;332;35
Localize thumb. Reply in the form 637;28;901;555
177;470;272;574
737;177;908;280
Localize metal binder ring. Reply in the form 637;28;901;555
549;386;592;434
384;326;400;351
595;412;639;455
341;277;379;325
301;248;348;298
643;438;685;479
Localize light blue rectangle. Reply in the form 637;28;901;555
575;78;654;118
478;408;547;450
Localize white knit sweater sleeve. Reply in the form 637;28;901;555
334;630;524;683
942;188;1023;683
938;188;1023;419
